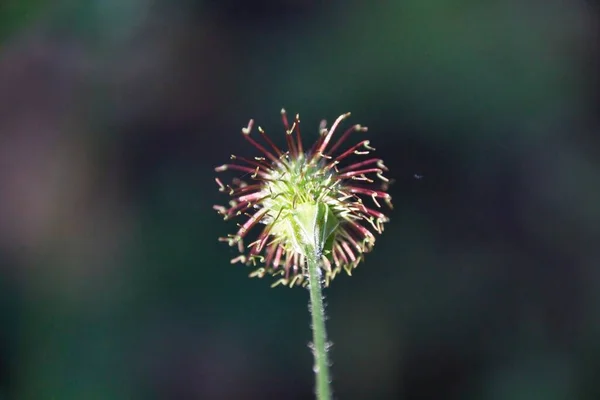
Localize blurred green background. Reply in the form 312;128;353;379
1;0;599;399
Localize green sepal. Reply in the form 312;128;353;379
290;202;339;256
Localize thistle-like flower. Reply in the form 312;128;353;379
214;110;392;287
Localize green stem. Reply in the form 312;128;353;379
306;248;332;400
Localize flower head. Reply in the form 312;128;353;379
214;110;392;287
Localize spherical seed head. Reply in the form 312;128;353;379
214;110;392;288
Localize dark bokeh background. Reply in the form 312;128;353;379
1;0;600;399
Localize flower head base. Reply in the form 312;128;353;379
214;110;392;287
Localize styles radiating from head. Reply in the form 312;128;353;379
214;110;392;287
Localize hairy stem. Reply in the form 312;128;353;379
306;248;332;400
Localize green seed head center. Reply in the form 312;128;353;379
261;155;340;253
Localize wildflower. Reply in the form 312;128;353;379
214;110;392;287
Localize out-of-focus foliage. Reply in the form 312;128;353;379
0;0;47;41
1;0;599;399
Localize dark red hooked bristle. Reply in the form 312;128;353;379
248;238;261;256
317;112;351;155
331;140;372;163
347;186;390;198
254;208;282;252
336;168;383;179
216;164;268;178
242;134;280;164
322;256;332;272
236;191;268;203
294;114;303;154
308;120;328;161
241;120;280;163
249;228;273;257
347;187;391;208
286;128;298;158
253;229;270;253
346;219;376;242
335;243;349;265
222;192;270;218
221;201;252;218
359;206;388;220
341;242;356;262
339;158;385;173
257;126;284;157
281;108;302;158
284;254;293;278
331;247;340;267
281;109;299;158
235;207;269;239
273;245;284;268
230;155;271;171
227;183;263;197
264;243;277;266
281;109;290;131
328;124;365;155
339;231;362;253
